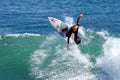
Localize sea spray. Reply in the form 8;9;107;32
96;37;120;80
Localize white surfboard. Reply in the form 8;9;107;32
48;17;75;43
48;17;68;37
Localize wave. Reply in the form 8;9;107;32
29;34;96;80
0;17;120;80
29;17;120;80
5;33;41;37
96;37;120;80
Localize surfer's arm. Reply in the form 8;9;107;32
76;14;84;26
67;33;72;44
76;16;81;26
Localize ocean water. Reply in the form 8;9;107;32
0;0;120;80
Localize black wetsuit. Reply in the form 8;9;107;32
64;16;81;44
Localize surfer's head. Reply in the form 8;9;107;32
72;24;78;31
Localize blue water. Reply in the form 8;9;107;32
0;0;120;34
0;0;120;80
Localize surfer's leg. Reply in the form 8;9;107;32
62;27;69;37
66;32;68;37
74;36;81;45
66;30;70;37
62;27;68;32
74;35;77;42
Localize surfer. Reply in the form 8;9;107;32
62;14;84;49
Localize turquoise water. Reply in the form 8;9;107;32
0;0;120;80
0;34;42;80
0;30;120;80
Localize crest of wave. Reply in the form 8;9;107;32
96;37;120;80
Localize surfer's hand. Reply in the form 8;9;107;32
67;44;70;49
80;14;84;17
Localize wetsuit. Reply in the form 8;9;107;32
65;16;81;44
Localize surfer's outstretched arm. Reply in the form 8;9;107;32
76;14;84;26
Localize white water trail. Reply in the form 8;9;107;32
29;34;97;80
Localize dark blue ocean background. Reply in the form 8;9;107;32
0;0;120;80
0;0;120;34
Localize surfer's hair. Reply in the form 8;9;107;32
72;24;78;29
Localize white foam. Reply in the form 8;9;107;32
96;37;120;80
68;73;96;80
30;49;47;79
64;17;74;27
78;26;86;37
30;39;97;80
5;33;41;38
40;34;58;48
68;44;92;67
50;45;96;80
96;30;109;39
46;34;57;41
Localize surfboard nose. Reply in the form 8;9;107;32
48;17;53;20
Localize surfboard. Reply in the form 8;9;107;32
48;17;68;37
48;17;76;44
48;17;81;45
